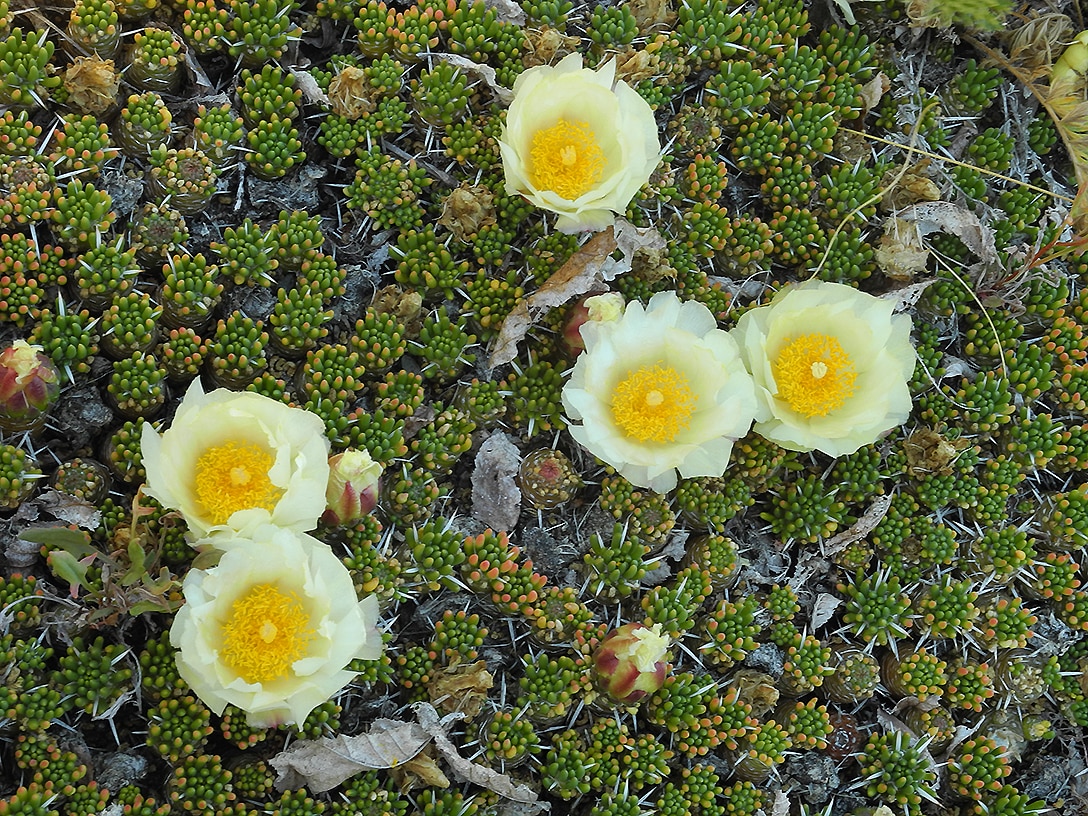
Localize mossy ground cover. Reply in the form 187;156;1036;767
1;0;1087;815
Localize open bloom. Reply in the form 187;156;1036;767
732;280;916;456
499;52;660;233
171;523;383;727
562;291;758;493
141;380;330;537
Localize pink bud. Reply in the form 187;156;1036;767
562;293;625;357
591;622;670;705
0;340;60;432
322;449;382;525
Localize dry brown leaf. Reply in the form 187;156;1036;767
427;658;494;718
488;221;664;369
470;432;522;533
488;227;617;368
269;719;431;792
858;72;889;116
389;747;451;791
821;495;893;556
895;201;1000;271
413;703;543;805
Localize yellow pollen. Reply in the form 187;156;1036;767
611;363;697;443
220;584;314;684
528;118;605;201
773;333;857;418
194;441;283;525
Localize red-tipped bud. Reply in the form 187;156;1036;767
591;622;670;705
562;292;625;357
322;448;382;525
0;340;60;432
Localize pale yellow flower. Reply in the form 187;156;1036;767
170;523;383;727
732;280;916;456
562;291;758;493
499;52;660;233
141;380;330;537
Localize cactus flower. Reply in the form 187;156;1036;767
0;340;60;432
322;448;382;525
499;52;661;233
171;522;384;727
591;621;670;704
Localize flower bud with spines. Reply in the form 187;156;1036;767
0;340;59;433
591;622;670;705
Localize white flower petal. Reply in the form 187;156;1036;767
498;51;660;232
170;523;384;728
562;292;758;493
142;385;330;538
732;281;917;454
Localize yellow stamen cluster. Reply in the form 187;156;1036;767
220;584;314;684
773;333;857;417
611;363;696;443
194;441;282;525
529;118;605;201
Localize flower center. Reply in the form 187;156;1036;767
194;441;283;525
220;583;314;685
773;333;857;417
611;363;696;443
528;118;605;201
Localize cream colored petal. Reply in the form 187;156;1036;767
677;435;736;479
554;208;617;233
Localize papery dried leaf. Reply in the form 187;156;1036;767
483;0;526;26
488;221;664;369
858;72;889;115
270;719;432;793
821;495;893;556
389;748;451;791
895;201;1000;271
413;703;543;805
882;279;936;312
488;227;617;369
771;790;790;816
470;432;521;533
427;658;494;718
440;55;513;103
810;593;842;630
291;69;331;107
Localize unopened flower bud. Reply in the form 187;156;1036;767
323;448;382;525
591;621;670;704
562;292;625;357
0;340;60;433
